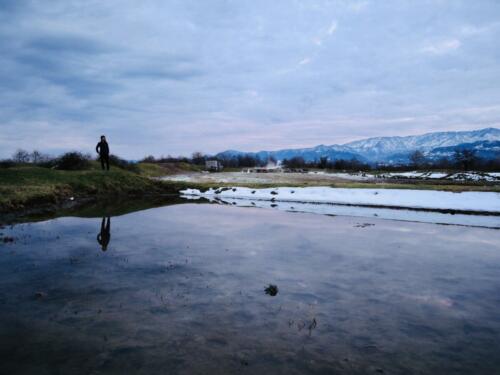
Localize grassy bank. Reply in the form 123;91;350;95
138;162;202;177
1;163;498;217
0;163;195;214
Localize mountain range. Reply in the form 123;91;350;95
216;128;500;164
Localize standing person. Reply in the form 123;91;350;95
96;135;110;171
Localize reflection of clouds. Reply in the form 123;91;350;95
410;295;454;308
180;194;500;229
6;201;500;372
384;227;414;233
475;238;500;246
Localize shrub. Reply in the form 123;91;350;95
141;155;156;163
0;159;16;168
37;158;59;169
56;152;92;170
108;154;140;173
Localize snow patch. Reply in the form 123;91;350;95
378;171;499;182
181;186;500;213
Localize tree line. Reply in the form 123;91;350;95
403;149;500;172
2;149;139;172
140;152;276;168
3;148;499;172
195;149;498;172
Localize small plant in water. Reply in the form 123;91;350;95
264;284;278;296
2;236;15;243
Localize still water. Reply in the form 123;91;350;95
1;201;500;374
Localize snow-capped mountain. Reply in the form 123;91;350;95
216;128;500;164
344;127;500;160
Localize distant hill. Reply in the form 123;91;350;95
216;127;500;164
426;140;500;161
218;146;364;164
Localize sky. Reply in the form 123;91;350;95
1;0;500;159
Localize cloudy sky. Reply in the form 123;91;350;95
1;0;500;158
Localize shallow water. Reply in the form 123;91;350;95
1;202;500;374
185;195;500;228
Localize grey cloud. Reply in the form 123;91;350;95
26;34;112;55
0;0;26;15
12;51;120;97
121;57;204;81
122;67;203;81
1;0;500;159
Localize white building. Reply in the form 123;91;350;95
205;160;223;171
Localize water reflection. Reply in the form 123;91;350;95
96;216;111;251
1;204;499;374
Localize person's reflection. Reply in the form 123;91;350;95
97;217;111;251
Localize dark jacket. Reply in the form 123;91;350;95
96;141;109;156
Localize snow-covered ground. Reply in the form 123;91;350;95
161;170;500;185
180;186;500;213
310;170;500;182
308;171;371;180
160;171;377;184
379;171;500;182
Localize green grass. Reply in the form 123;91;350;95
176;162;204;172
134;162;203;177
0;164;181;212
135;162;169;177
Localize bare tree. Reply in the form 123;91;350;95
409;150;426;169
318;156;329;169
237;154;258;167
12;149;30;163
191;152;206;165
30;150;42;164
282;156;307;169
454;149;477;170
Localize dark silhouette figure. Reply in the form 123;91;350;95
97;217;111;251
96;135;110;171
